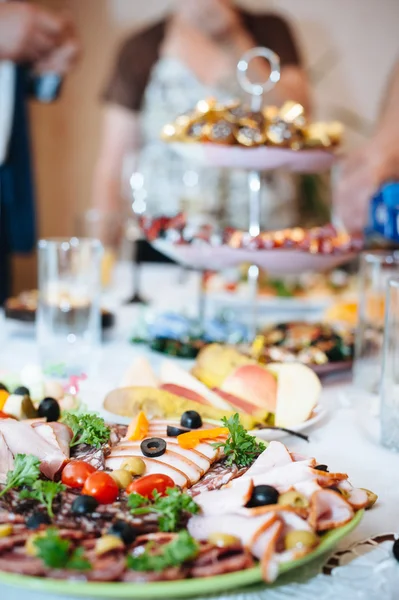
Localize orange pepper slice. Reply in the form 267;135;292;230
177;427;229;449
0;390;9;412
126;411;149;441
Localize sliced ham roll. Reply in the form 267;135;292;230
0;419;66;480
309;468;348;487
235;460;316;493
105;454;189;488
108;445;202;484
164;438;222;461
337;481;369;509
252;520;283;583
308;489;354;531
0;432;14;484
194;478;253;516
32;422;72;458
242;442;293;479
188;512;277;549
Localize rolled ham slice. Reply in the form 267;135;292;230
194;478;254;517
253;520;283;583
188;512;277;549
0;432;14;484
0;419;66;480
234;460;316;493
308;489;354;531
32;422;72;458
242;442;293;479
337;481;369;509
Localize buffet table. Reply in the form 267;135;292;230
1;264;398;600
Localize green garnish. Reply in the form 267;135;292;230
34;528;91;570
128;488;199;532
213;413;266;467
269;279;295;298
127;530;198;572
20;480;66;518
62;412;110;448
0;454;40;497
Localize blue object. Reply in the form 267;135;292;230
368;182;399;241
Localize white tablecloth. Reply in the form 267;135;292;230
0;264;398;599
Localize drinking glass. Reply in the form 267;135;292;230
77;209;122;289
353;251;399;394
36;238;103;379
380;277;399;451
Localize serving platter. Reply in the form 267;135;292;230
152;240;356;275
0;511;363;599
170;143;337;173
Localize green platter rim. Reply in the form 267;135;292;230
0;510;363;599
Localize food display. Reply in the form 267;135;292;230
105;352;321;433
162;99;343;150
204;268;357;302
5;290;115;329
140;213;363;257
0;375;374;588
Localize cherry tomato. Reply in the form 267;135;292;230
62;461;96;488
126;474;175;498
82;471;119;504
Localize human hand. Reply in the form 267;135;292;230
334;136;399;233
0;2;68;63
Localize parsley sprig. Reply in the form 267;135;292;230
20;480;66;518
0;454;40;497
128;488;199;532
34;528;91;570
62;412;110;448
213;413;266;467
127;530;198;572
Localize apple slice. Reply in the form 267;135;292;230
119;357;159;389
160;360;232;411
220;365;277;413
213;388;263;416
160;384;209;406
268;363;321;427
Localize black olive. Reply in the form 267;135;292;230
167;425;190;437
38;397;60;422
314;464;329;472
181;411;202;429
246;485;279;508
329;486;342;495
108;520;137;545
26;511;51;529
14;385;30;396
71;495;99;515
0;383;8;392
140;437;167;458
393;539;399;562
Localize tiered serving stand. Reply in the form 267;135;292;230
145;48;357;337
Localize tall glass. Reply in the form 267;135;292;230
381;278;399;451
353;251;399;393
37;238;103;379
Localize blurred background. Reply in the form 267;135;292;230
14;0;399;291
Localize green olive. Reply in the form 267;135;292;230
278;490;309;509
110;469;133;490
25;532;44;557
121;457;146;476
0;524;12;538
285;530;319;551
95;535;124;556
361;488;378;509
208;533;241;548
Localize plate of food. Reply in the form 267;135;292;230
5;291;115;330
204;268;357;312
162;99;341;173
106;346;324;441
0;371;374;597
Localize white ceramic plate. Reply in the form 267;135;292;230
152;240;356;275
170;143;337;172
250;405;327;441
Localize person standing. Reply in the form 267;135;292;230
0;0;79;304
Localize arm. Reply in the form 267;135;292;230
334;60;399;232
91;105;141;213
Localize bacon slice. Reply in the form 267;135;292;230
308;489;354;531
